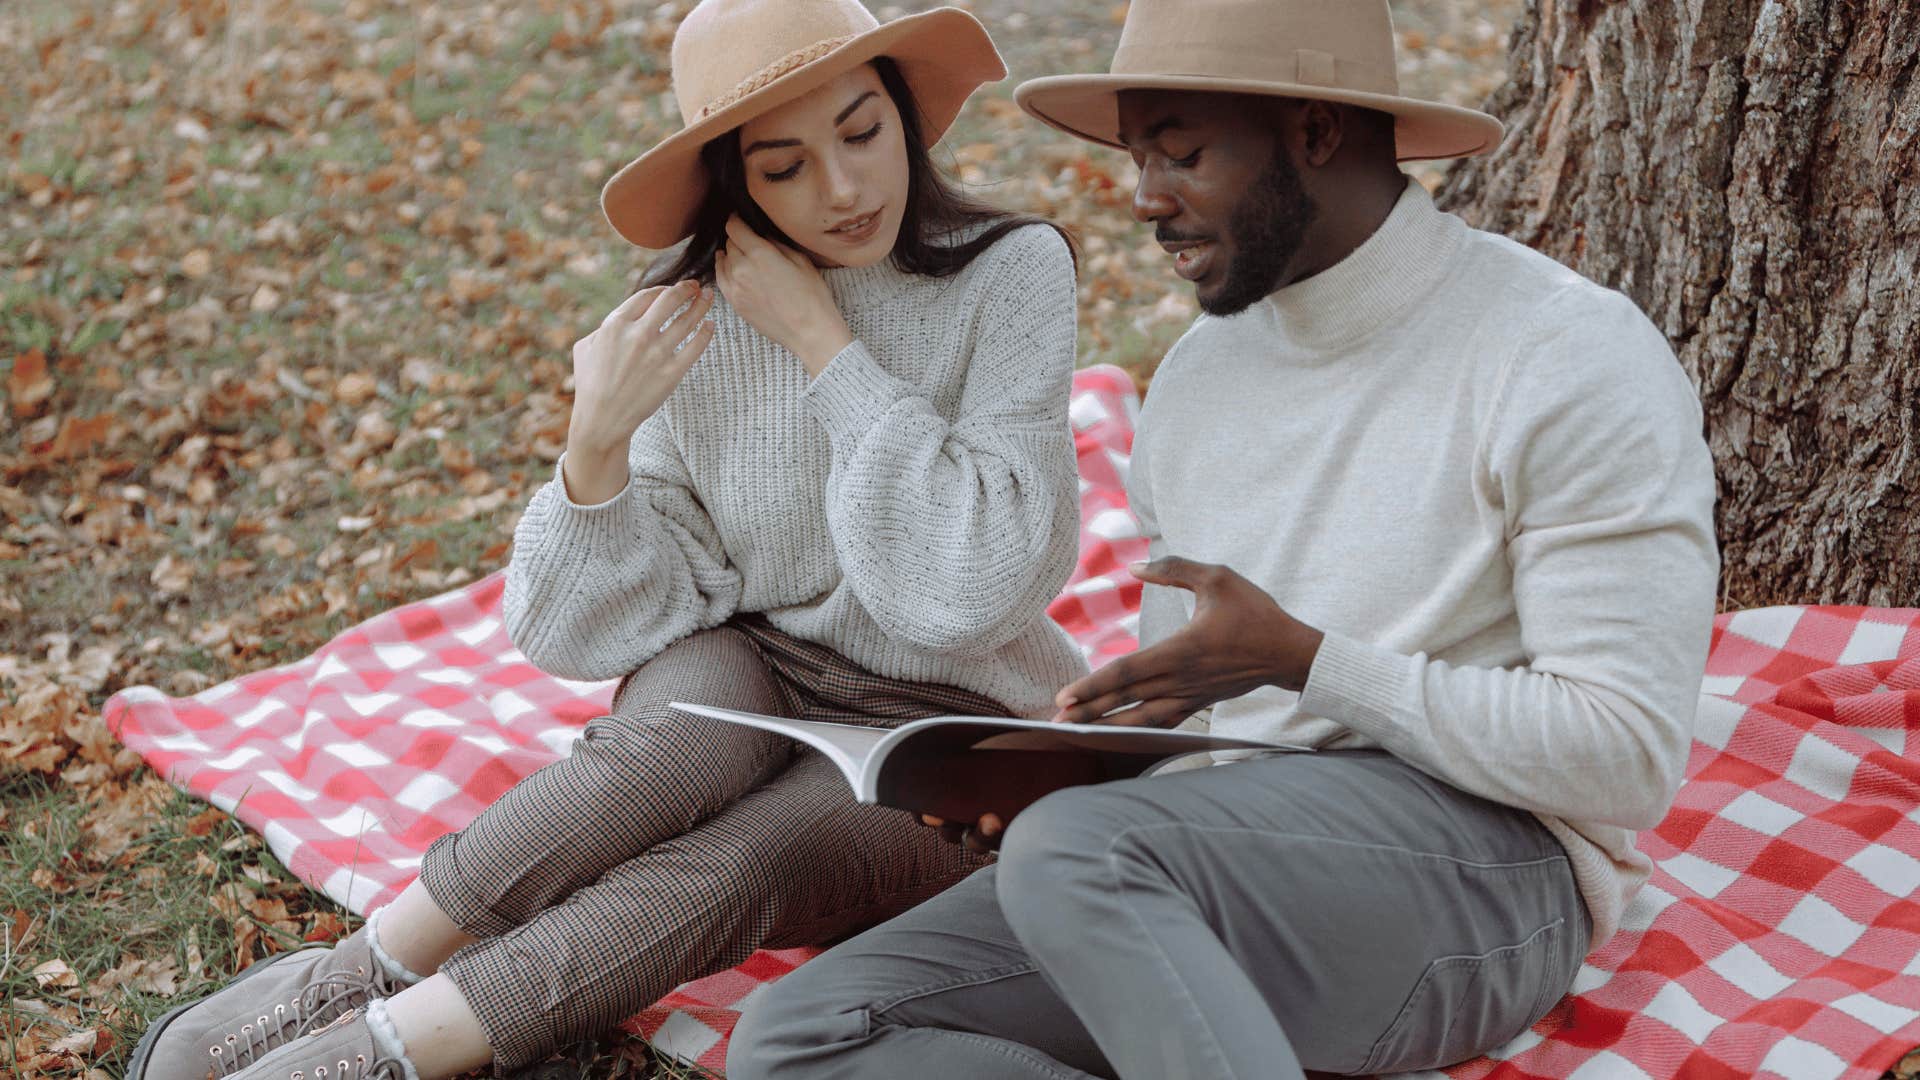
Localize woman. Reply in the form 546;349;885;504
128;0;1086;1077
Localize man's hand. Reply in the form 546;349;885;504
1053;557;1323;727
920;812;1006;853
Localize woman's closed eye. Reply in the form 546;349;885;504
761;124;884;183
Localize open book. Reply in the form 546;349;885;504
670;702;1307;822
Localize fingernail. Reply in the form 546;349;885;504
1128;561;1148;573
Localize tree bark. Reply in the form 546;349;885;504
1437;0;1920;608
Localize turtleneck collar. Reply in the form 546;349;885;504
1257;178;1465;355
820;253;921;312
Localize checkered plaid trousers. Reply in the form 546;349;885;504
419;617;1000;1070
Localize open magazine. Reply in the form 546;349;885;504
671;702;1307;822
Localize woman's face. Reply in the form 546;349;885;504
736;64;910;269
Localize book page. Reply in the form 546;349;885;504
669;703;889;795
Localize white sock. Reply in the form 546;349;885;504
363;907;430;986
363;999;423;1080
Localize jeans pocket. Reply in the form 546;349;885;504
1360;918;1566;1075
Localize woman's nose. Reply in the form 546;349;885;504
821;154;860;209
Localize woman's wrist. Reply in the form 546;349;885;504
793;317;855;378
560;440;630;505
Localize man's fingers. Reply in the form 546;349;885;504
1057;673;1183;725
1089;696;1197;730
1054;644;1182;713
1129;556;1214;591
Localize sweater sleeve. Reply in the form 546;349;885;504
1298;286;1719;830
501;411;744;680
800;226;1081;656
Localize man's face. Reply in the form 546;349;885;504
1117;90;1318;316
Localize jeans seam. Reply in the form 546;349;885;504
1360;916;1566;1075
859;1016;1089;1080
1102;821;1570;872
866;962;1042;1015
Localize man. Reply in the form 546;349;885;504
728;0;1719;1076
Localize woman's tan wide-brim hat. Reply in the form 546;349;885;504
602;0;1005;249
1014;0;1502;162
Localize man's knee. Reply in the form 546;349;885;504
995;784;1147;939
726;956;865;1079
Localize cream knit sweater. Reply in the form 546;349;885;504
1131;182;1719;946
504;224;1089;716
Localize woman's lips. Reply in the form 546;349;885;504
827;209;882;245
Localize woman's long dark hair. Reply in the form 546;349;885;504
644;56;1075;286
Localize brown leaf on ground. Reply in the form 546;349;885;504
33;958;79;989
184;807;228;837
87;956;182;999
10;348;54;418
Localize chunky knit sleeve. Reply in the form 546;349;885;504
801;225;1081;657
502;412;744;680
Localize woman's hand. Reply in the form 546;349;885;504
562;281;716;504
714;216;854;377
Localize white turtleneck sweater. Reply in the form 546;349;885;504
503;224;1089;717
1131;181;1719;947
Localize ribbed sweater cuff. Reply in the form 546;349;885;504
536;456;651;566
802;340;913;445
1297;631;1414;740
549;452;634;511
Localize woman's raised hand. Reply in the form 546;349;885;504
561;280;716;504
714;215;854;377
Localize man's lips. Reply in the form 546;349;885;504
1161;237;1217;283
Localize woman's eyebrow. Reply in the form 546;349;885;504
834;90;878;125
742;91;881;157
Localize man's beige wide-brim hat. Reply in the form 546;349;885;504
601;0;1004;248
1014;0;1502;162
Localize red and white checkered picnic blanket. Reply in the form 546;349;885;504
106;365;1920;1078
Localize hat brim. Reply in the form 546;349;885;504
603;8;1005;249
1013;73;1504;162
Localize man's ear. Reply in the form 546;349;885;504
1296;100;1345;168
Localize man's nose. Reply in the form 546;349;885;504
1132;164;1176;223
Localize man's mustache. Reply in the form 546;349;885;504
1155;227;1212;245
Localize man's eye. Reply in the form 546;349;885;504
764;162;802;182
1169;149;1201;168
848;122;884;145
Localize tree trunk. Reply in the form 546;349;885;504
1436;0;1920;608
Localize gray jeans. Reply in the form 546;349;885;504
727;750;1589;1080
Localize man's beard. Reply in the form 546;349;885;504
1197;149;1318;316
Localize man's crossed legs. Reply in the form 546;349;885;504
729;750;1589;1080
